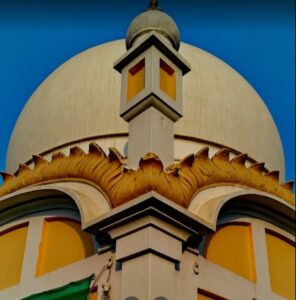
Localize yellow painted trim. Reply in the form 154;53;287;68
198;294;214;300
205;223;256;282
160;59;176;100
0;144;294;208
0;223;28;290
89;291;98;300
127;59;145;101
265;230;295;300
36;218;93;276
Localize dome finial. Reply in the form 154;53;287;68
149;0;159;10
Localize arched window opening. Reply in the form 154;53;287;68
0;222;29;290
36;217;94;276
265;229;295;300
204;223;256;282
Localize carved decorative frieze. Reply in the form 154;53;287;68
0;143;294;207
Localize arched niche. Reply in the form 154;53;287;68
188;187;295;234
0;182;111;231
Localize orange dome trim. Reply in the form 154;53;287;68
0;143;294;207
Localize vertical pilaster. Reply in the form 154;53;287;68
91;193;209;300
128;107;174;168
121;254;176;300
114;225;181;299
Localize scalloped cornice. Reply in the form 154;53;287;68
0;143;294;207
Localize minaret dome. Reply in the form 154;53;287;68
126;1;180;50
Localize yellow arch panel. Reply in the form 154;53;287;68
36;218;93;276
127;59;145;101
0;223;28;290
266;231;295;300
160;59;176;100
205;224;256;282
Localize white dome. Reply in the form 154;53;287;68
6;40;285;177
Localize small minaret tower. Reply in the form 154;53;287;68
114;0;191;168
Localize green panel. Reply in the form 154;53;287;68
22;276;92;300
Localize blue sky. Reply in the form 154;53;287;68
0;0;295;183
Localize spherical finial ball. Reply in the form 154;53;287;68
126;9;180;50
